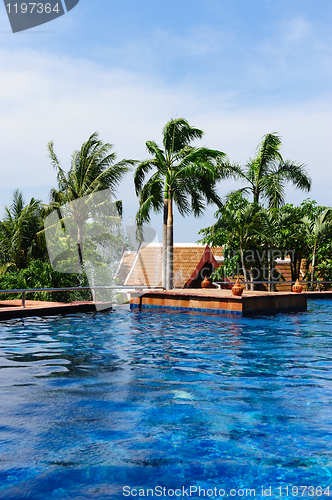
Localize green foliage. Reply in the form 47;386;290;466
252;208;292;290
48;132;135;204
46;132;134;268
302;207;332;288
199;193;260;285
0;190;47;269
199;196;332;288
0;134;134;301
317;260;332;287
211;251;240;281
277;200;332;283
134;118;231;225
0;260;91;302
199;192;251;246
233;133;311;208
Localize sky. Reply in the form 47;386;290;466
0;0;331;242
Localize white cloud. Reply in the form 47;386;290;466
283;17;311;42
244;15;332;92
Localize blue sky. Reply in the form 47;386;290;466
0;0;331;241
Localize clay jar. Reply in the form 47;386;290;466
232;279;244;296
134;277;144;292
201;276;212;289
292;279;303;293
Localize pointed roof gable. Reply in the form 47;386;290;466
115;243;224;289
184;245;220;288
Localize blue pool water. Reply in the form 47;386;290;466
0;301;332;499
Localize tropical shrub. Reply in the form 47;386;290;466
0;260;91;302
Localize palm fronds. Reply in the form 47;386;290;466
232;133;311;207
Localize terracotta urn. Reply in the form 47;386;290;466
201;276;212;289
134;277;144;290
231;279;243;296
292;279;303;293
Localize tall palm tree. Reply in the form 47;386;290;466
47;132;134;267
233;133;311;208
134;118;231;289
302;209;332;289
0;190;45;270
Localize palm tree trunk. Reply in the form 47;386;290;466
266;249;277;292
291;254;301;282
240;243;249;290
162;200;168;289
166;197;173;290
249;268;254;291
267;249;272;292
310;241;317;290
270;247;275;292
77;223;84;270
253;189;259;205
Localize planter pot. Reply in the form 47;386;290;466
292;279;303;293
232;279;243;296
201;276;212;289
134;277;144;292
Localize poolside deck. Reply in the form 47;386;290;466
0;290;330;321
130;288;309;316
0;299;109;321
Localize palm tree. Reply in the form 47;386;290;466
233;133;311;208
134;118;231;289
47;132;134;268
0;190;45;270
302;209;332;289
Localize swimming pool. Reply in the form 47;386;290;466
0;300;332;499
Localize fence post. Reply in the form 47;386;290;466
22;291;26;308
